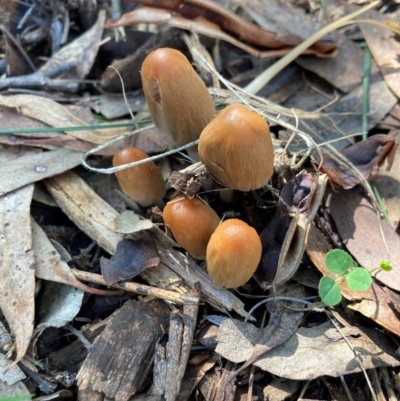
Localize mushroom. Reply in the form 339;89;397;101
163;196;220;260
113;147;166;208
141;47;216;151
198;104;274;191
206;219;262;288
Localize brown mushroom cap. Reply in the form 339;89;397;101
206;219;262;288
113;147;166;207
163;197;220;260
141;47;216;147
198;104;274;191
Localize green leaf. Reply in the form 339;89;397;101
379;260;393;272
325;249;354;274
319;276;342;306
345;268;372;291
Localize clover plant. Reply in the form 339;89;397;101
318;249;392;306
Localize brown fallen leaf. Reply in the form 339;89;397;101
0;148;83;197
0;94;118;145
101;236;160;285
306;224;400;337
106;7;335;60
0;182;35;367
311;134;397;189
217;319;400;380
326;187;400;292
123;0;337;54
227;284;305;380
32;219;119;296
358;9;400;99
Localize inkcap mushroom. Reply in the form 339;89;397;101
198;104;274;191
206;219;262;288
113;147;166;208
141;47;216;149
163;196;220;260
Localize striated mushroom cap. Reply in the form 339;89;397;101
198;104;274;191
163;196;220;260
141;47;216;147
113;147;166;207
206;219;262;288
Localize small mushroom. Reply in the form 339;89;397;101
163;196;220;260
113;147;166;208
206;219;262;288
198;104;274;191
141;47;216;149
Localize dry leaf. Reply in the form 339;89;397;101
101;236;160;285
0;184;35;367
106;6;336;59
35;282;84;332
120;0;337;53
255;173;327;288
113;210;153;234
0;94;117;145
0;148;82;196
217;320;399;380
228;284;305;379
358;9;400;99
311;134;397;189
32;219;118;296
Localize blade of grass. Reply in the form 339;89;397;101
362;46;372;140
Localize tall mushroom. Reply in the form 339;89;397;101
141;47;216;153
198;104;274;191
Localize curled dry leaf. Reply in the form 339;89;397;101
107;4;336;59
101;236;160;285
311;134;397;189
254;173;327;289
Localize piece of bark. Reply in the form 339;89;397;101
165;310;184;401
152;286;200;400
77;300;170;401
203;361;237;401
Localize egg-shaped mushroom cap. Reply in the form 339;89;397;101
141;47;216;147
163;197;220;260
206;219;262;288
113;147;166;207
198;104;274;191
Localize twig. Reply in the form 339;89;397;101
71;269;200;306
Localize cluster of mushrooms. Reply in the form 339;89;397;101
112;48;275;289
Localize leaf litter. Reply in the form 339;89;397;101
0;0;400;399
